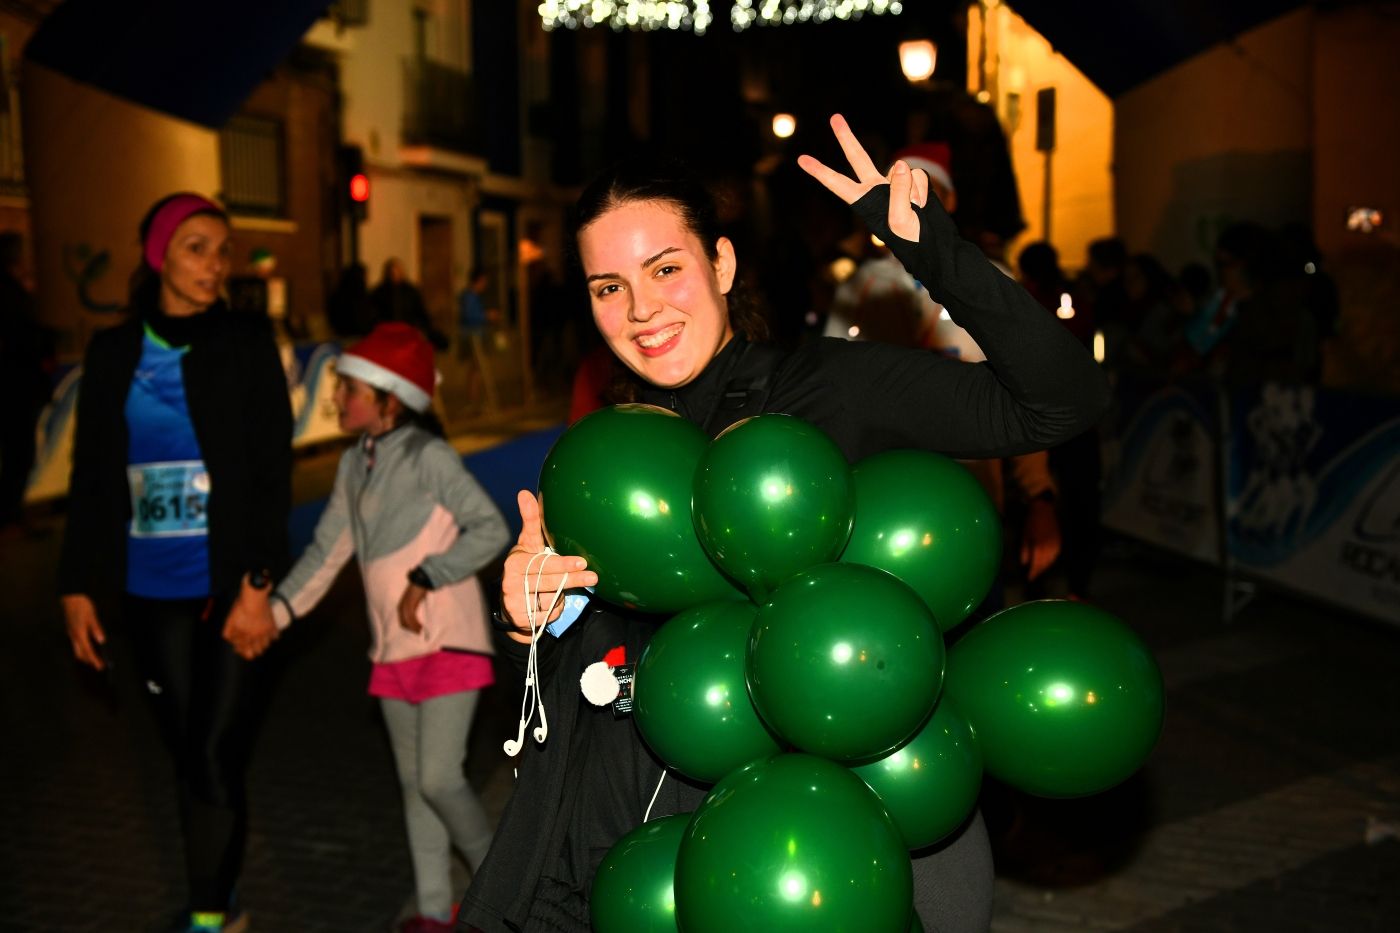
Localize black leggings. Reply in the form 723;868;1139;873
125;593;262;912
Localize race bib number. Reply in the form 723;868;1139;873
128;461;211;538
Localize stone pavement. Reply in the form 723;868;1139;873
3;453;1399;931
986;541;1400;932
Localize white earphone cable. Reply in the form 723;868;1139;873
504;548;568;758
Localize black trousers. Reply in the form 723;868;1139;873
124;593;262;912
0;403;39;525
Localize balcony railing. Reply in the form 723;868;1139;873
402;58;482;155
325;0;369;28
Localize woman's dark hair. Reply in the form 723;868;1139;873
572;156;769;344
128;193;230;311
371;387;446;438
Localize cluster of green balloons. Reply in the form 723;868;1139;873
539;407;1164;932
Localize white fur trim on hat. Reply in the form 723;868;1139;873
335;352;433;413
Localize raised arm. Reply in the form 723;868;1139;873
799;114;1109;457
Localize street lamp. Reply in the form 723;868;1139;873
772;113;797;139
899;39;937;82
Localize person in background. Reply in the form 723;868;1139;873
456;269;500;413
223;323;511;933
1278;223;1339;381
328;261;376;337
59;193;291;933
1017;241;1091;344
1123;253;1182;379
1206;223;1319;388
0;231;51;536
1074;237;1129;363
374;258;444;348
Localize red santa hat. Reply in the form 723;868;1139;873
892;142;954;195
336;322;437;413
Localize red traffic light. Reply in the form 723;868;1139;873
349;173;370;203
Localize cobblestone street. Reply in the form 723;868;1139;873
3;434;1398;932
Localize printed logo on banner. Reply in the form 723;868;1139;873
1232;385;1321;546
1140;413;1206;519
1341;462;1400;592
1102;383;1220;563
1228;383;1400;623
1355;462;1400;544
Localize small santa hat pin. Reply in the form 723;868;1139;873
580;645;626;706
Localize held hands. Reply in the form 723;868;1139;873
798;114;930;243
63;594;107;670
222;573;279;660
500;490;598;644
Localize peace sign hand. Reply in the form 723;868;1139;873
798;114;929;243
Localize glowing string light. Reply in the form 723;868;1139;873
731;0;902;31
538;1;714;35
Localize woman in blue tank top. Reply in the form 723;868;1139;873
60;193;292;933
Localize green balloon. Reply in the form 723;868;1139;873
693;414;854;599
909;912;925;933
747;563;945;762
851;695;982;850
591;813;689;933
675;754;912;933
945;600;1164;798
540;405;742;613
841;450;1001;631
634;601;780;783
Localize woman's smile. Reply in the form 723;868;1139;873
635;322;685;354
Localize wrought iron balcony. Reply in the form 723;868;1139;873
402;58;483;155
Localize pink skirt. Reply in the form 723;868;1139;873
368;649;495;703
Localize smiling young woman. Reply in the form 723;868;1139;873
458;115;1111;933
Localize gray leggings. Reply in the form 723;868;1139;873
381;690;495;921
912;808;995;933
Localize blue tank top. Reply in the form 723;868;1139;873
125;324;212;598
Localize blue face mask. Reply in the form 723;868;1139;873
545;587;595;638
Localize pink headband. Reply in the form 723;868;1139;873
143;194;224;272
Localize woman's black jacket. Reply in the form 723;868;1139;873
57;307;292;599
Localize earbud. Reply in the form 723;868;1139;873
503;717;527;756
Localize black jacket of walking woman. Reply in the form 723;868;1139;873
57;307;292;598
458;122;1109;933
57;228;292;603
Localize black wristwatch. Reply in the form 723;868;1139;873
407;566;436;590
489;604;525;634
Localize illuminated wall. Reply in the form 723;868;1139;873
21;62;220;351
968;0;1114;272
313;0;481;306
1114;8;1313;271
1311;5;1400;393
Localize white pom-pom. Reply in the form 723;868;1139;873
580;660;621;706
